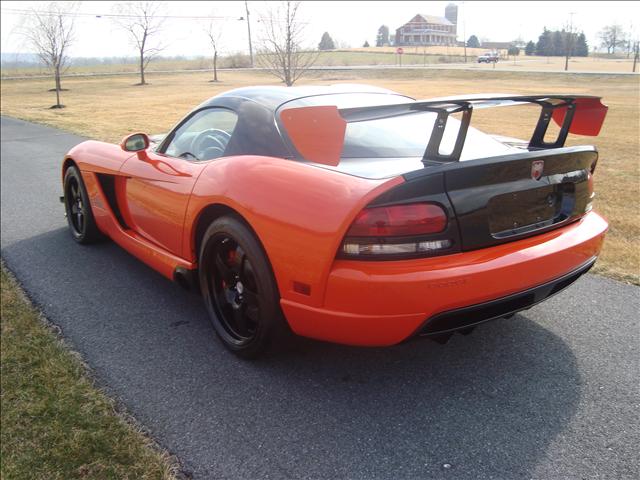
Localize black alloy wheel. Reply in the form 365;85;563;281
67;176;85;234
199;216;289;358
63;166;102;244
211;236;261;342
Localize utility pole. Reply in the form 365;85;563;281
245;1;254;67
564;12;576;71
631;22;638;71
462;1;467;63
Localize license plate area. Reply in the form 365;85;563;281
489;183;574;238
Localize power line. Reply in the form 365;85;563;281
0;7;239;21
1;6;309;26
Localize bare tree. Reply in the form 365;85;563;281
112;2;165;85
23;2;76;108
257;1;318;86
204;20;223;82
598;24;625;54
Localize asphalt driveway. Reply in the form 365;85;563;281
1;116;638;479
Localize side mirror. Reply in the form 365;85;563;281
120;133;150;152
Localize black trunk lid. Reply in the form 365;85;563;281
440;147;597;251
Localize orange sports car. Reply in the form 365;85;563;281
61;85;608;358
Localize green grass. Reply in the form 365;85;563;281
0;265;179;480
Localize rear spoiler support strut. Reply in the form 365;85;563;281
530;101;576;149
424;105;473;163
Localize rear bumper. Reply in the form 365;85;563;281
416;256;595;336
280;211;608;346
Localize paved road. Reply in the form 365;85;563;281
1;116;639;479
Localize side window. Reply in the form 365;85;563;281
163;108;238;161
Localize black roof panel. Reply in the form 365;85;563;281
202;84;405;111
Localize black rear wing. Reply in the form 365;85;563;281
340;94;608;163
280;94;608;166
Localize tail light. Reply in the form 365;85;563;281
341;203;453;258
347;203;447;237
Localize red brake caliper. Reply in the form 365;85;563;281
222;249;236;289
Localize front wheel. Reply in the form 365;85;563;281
63;166;102;244
199;216;289;359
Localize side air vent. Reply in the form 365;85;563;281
95;174;129;229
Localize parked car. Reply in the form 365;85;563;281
478;52;499;63
60;85;608;357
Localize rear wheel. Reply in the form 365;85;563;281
63;166;102;244
199;216;289;359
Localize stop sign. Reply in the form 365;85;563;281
396;47;404;54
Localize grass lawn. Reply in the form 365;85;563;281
0;68;638;283
0;51;451;78
2;51;634;78
0;265;179;479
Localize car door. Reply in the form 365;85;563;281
119;107;239;256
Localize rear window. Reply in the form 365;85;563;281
279;93;432;158
278;93;512;162
342;111;438;158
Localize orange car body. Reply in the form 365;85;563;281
62;86;608;346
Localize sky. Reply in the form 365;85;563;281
1;1;639;58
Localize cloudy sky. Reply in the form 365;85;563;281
1;1;639;58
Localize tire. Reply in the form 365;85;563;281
63;166;102;244
198;215;290;359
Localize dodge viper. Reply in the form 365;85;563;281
61;85;609;357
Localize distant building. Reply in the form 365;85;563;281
445;3;458;25
395;4;458;46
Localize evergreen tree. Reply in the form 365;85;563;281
318;32;335;51
376;25;389;47
552;30;564;56
467;35;480;48
534;27;589;58
537;28;554;56
525;40;536;56
363;40;370;47
575;32;589;57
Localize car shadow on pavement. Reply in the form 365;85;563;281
2;228;582;479
253;318;581;478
